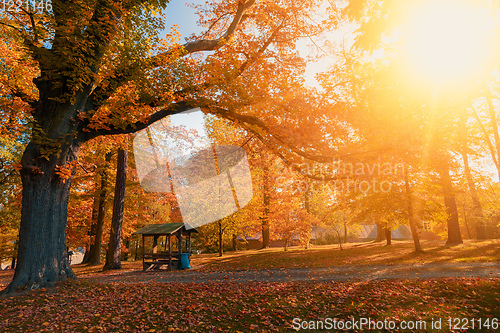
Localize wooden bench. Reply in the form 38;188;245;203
143;252;180;271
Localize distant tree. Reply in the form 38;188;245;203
104;148;127;270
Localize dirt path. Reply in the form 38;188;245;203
80;262;500;284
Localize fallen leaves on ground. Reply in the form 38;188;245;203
1;277;499;332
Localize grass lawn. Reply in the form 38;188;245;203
192;239;500;272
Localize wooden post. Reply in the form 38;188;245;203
142;235;145;271
153;235;158;253
188;233;192;255
134;236;138;261
168;234;172;271
178;230;183;256
178;230;183;270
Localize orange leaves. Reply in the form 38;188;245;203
55;162;77;182
1;278;499;332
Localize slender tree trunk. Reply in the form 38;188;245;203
460;151;486;239
404;164;422;253
385;227;392;246
261;159;270;248
218;221;223;257
437;158;463;245
343;214;348;244
81;244;91;264
4;142;78;293
486;94;500;178
10;239;18;270
104;149;127;271
472;108;500;181
85;152;112;265
461;203;472;239
123;239;130;261
232;234;237;251
81;193;98;265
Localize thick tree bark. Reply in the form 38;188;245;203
404;164;422;253
4;142;78;293
83;152;112;265
437;159;463;245
103;149;127;271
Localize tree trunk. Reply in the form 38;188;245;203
486;94;500;181
84;152;112;265
218;221;223;257
103;149;127;271
472;108;500;181
261;160;270;249
4;142;78;293
81;194;98;265
81;244;90;264
461;151;486;239
343;214;348;244
375;223;386;242
404;164;422;253
437;159;463;245
385;227;392;246
461;203;472;239
10;239;18;270
232;234;237;251
123;239;130;261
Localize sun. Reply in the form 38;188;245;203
401;0;496;88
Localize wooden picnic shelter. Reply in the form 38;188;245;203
133;223;198;271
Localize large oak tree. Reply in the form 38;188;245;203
0;0;345;292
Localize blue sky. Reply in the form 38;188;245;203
164;1;204;40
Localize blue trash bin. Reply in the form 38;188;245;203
180;253;190;269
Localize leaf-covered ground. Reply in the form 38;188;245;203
195;240;500;272
1;239;499;288
1;278;499;332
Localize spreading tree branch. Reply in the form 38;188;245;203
82;100;199;140
152;0;256;64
